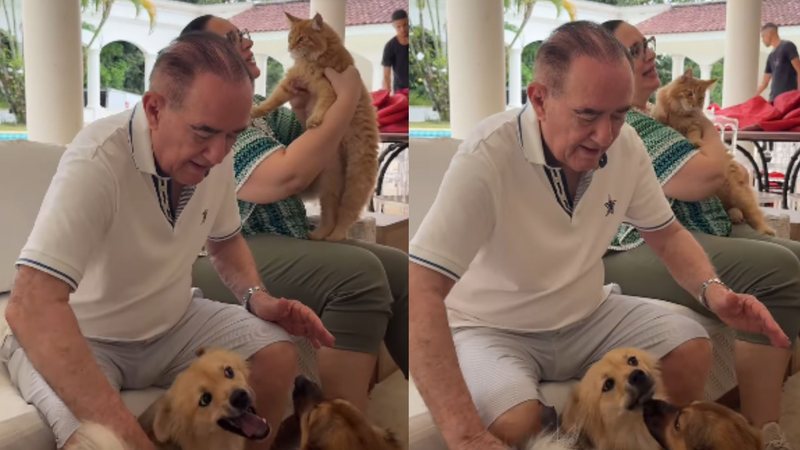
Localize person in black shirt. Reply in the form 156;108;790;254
382;9;409;92
756;22;800;102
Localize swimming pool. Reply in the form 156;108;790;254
0;132;27;141
409;129;451;139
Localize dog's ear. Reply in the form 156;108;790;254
152;401;174;443
195;347;206;357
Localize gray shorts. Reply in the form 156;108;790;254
453;293;709;427
0;297;290;448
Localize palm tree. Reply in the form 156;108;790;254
504;0;576;51
82;0;156;49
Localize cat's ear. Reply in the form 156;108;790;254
285;12;302;23
706;78;718;87
312;13;324;31
683;68;694;79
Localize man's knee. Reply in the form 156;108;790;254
660;337;711;404
248;341;297;383
488;400;544;447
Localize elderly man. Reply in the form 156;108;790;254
2;33;334;450
409;21;789;450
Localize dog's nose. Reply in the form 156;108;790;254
230;389;251;410
628;369;649;387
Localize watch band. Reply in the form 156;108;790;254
698;277;728;309
241;286;264;314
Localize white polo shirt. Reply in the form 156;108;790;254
16;105;242;341
410;105;675;332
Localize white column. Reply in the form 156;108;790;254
699;63;713;108
87;45;101;111
508;43;523;108
22;0;83;145
144;52;157;91
253;55;269;97
671;54;685;80
722;0;761;107
310;0;346;40
447;0;505;139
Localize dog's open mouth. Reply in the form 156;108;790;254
625;384;655;410
218;407;270;440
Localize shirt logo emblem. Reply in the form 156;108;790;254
604;195;616;216
201;209;208;224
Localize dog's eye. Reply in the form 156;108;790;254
627;356;638;366
602;378;615;392
199;392;213;407
224;366;234;379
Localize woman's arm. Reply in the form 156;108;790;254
238;66;364;205
662;119;728;201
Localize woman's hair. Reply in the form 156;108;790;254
601;20;625;34
181;14;214;36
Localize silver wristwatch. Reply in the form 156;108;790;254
698;277;728;309
241;286;264;314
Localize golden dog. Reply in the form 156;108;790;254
560;348;665;450
69;348;269;450
273;375;400;450
643;399;762;450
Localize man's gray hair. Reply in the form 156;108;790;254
534;21;632;96
149;31;253;107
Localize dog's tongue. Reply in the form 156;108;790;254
233;411;269;440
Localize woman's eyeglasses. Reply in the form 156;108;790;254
226;29;251;46
628;36;656;60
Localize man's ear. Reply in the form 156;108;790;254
142;91;165;130
528;82;548;120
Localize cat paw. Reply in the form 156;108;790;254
306;115;323;128
324;231;347;242
758;226;776;236
308;229;329;240
727;208;745;223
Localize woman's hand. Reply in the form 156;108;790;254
324;66;363;98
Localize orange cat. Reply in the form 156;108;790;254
653;69;775;236
251;13;379;241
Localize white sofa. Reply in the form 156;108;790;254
407;137;738;450
0;140;407;449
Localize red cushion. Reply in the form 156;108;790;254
758;117;800;131
773;90;800;115
784;108;800;120
377;94;409;119
371;89;390;109
378;109;408;127
716;96;781;129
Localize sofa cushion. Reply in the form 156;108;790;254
0;141;65;293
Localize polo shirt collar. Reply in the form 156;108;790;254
128;103;169;179
516;103;609;170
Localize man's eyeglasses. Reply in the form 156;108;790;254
226;29;251;47
628;36;656;60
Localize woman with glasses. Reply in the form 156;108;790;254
602;20;798;450
180;16;409;413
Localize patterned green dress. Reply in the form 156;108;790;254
233;95;310;239
608;109;732;251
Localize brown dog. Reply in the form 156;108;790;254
643;399;762;450
561;348;665;450
273;376;400;450
139;348;269;449
69;348;269;450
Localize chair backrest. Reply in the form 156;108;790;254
708;111;739;154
